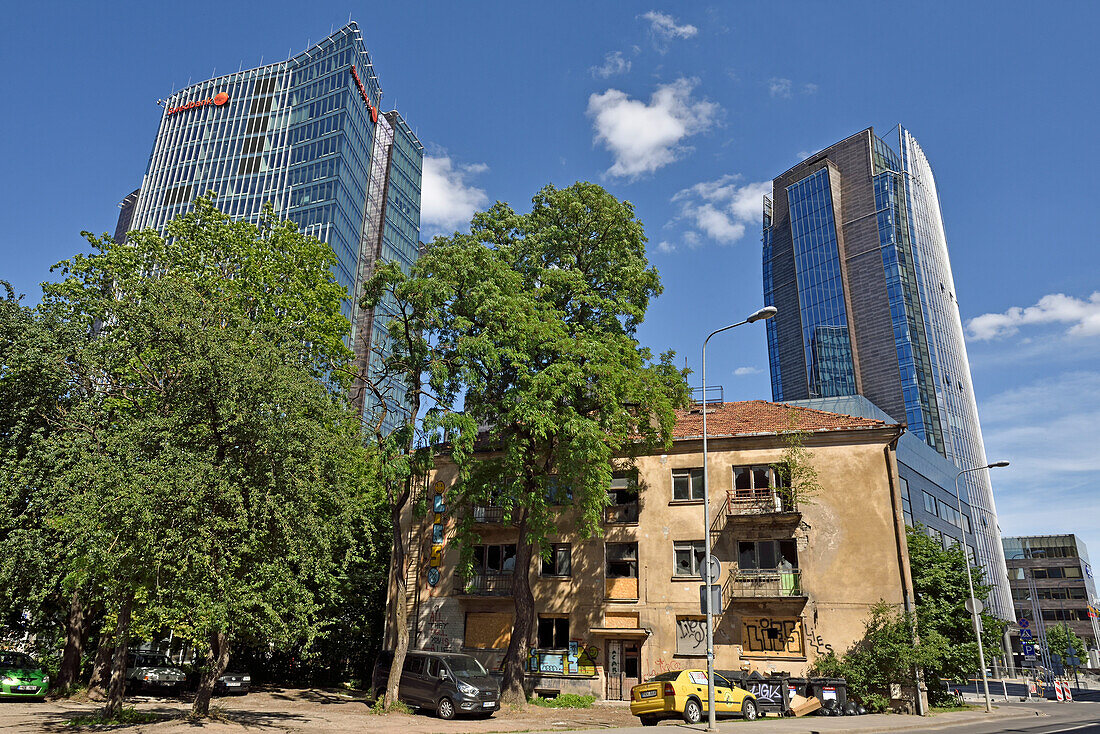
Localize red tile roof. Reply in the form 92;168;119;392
671;400;892;440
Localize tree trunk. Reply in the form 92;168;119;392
103;594;133;718
192;631;230;717
57;588;86;692
501;509;533;705
384;484;411;709
87;625;113;700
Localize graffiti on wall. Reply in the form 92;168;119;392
805;620;834;657
528;640;598;676
675;618;708;656
418;599;462;652
742;617;804;657
427;480;446;587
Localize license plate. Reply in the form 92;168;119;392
16;686;38;692
226;682;241;687
640;689;657;698
482;701;495;707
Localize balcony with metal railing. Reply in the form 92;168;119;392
470;506;508;524
725;568;806;600
724;489;801;530
456;572;514;597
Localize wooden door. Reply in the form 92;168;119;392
605;640;623;700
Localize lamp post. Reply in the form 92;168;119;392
954;460;1009;714
701;305;776;731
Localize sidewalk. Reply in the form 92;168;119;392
524;703;1049;734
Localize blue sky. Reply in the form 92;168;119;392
3;2;1098;560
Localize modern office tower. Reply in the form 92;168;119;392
1003;535;1100;669
116;23;422;434
762;126;1011;619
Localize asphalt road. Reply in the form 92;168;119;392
914;701;1100;734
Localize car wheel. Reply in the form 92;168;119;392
640;715;659;726
742;698;758;721
436;696;456;720
683;698;702;724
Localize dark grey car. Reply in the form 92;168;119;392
372;650;500;719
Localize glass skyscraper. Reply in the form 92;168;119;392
763;126;1012;619
116;23;422;435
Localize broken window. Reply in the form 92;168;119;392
537;617;570;649
673;540;706;577
473;544;517;575
738;540;798;570
606;542;638;578
606;471;639;523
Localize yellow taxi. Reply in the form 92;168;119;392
629;669;758;725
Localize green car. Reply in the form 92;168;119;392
0;651;48;699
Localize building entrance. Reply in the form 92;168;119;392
605;640;641;700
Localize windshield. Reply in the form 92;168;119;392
649;671;682;682
443;655;487;678
0;652;35;668
136;654;173;667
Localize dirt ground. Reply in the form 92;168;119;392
0;687;641;733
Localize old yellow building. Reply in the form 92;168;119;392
400;400;915;700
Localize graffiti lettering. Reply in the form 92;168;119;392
676;618;708;656
742;617;804;656
423;607;453;651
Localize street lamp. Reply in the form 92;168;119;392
954;460;1009;714
700;305;776;731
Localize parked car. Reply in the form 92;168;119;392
0;651;48;700
126;651;186;695
214;671;251;695
371;650;500;719
629;669;758;726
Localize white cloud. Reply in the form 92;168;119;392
734;366;762;376
966;292;1100;340
670;175;772;245
591;51;631;79
420;155;489;233
802;83;819;94
655;241;676;255
768;78;792;98
979;371;1100;553
641;10;698;46
587;78;719;180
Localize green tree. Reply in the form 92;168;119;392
771;409;824;508
424;183;690;703
357;259;475;709
811;602;941;712
24;197;375;717
815;526;1008;710
1044;624;1084;673
906;525;1006;697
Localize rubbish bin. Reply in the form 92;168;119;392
786;677;809;699
743;671;791;715
809;677;848;713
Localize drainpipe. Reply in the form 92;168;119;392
884;429;927;716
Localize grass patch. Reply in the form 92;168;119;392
529;693;596;709
370;696;412;715
930;703;978;713
65;706;166;727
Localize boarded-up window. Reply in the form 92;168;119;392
464;612;512;649
675;617;707;656
741;617;804;657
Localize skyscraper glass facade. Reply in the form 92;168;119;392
118;23;422;432
785;168;856;398
762;127;1012;619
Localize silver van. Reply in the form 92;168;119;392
372;650;500;719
